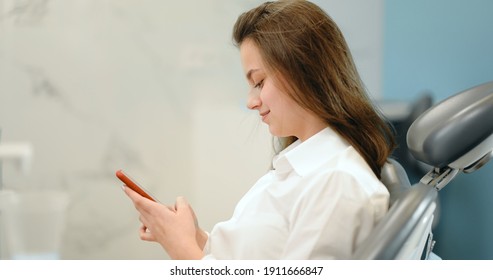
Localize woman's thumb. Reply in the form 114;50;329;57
175;196;188;211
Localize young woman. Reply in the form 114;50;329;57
123;0;396;260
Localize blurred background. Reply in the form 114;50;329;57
0;0;491;260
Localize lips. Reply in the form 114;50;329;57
260;110;270;122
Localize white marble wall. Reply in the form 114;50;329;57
0;0;382;259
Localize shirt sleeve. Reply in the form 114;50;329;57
281;170;388;259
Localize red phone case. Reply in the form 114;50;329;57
116;169;157;202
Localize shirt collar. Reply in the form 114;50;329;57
272;127;350;176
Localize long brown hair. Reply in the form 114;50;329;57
233;0;395;178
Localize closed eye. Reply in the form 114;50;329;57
254;79;264;89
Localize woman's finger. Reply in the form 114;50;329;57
123;185;157;214
139;224;155;241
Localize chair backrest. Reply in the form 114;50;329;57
353;81;493;259
404;93;434;176
380;158;411;207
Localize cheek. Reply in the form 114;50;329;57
260;82;282;108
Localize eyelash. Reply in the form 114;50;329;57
254;79;264;89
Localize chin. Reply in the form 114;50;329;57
268;126;279;136
268;127;288;138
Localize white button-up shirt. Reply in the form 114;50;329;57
203;127;389;259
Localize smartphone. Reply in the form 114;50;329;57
116;169;159;202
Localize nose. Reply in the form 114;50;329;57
247;89;261;110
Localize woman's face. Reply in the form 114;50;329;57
240;39;325;141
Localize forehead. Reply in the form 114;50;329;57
240;39;264;74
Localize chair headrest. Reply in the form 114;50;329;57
407;81;493;170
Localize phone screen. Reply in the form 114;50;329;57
116;169;159;202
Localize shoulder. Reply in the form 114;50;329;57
300;146;388;200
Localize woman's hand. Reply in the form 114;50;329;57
123;186;206;259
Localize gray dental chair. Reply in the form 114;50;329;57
353;81;493;259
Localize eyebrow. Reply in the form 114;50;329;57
246;69;260;82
